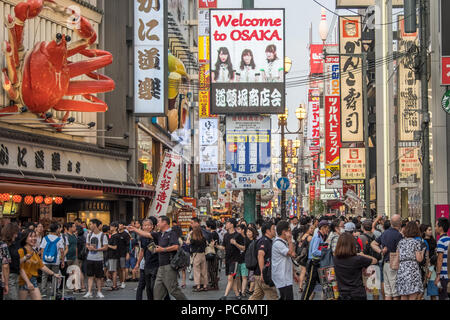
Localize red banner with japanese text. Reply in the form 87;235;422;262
310;44;324;75
149;152;182;217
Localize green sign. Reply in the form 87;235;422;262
442;90;450;114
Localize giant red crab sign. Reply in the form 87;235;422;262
1;0;115;129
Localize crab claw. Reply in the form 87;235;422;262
15;0;56;21
75;16;97;45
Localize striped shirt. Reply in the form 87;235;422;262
437;235;450;279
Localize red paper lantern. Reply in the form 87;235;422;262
12;195;22;203
44;197;53;205
24;196;34;205
54;197;63;205
0;193;10;202
34;196;43;204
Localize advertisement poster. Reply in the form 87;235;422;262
324;55;342;189
134;0;167;115
199;118;219;173
398;146;421;181
218;171;232;206
149;152;181;217
340;148;366;181
210;9;285;114
225;116;272;189
339;16;364;142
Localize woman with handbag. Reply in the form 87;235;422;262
395;222;425;300
187;226;208;292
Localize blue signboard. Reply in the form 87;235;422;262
225;116;272;189
276;177;290;191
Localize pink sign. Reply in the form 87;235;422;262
435;204;450;240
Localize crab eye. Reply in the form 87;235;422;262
65;35;71;42
56;33;62;40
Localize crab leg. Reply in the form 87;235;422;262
53;94;108;113
68;50;113;78
2;69;19;101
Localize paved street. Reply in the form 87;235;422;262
67;266;323;301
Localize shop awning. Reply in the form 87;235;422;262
73;183;155;198
0;181;103;198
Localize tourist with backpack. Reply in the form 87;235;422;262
83;219;109;299
127;216;187;300
271;221;297;300
75;225;87;294
39;223;65;298
248;221;278;300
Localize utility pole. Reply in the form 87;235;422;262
242;0;256;223
280;123;287;219
419;0;431;225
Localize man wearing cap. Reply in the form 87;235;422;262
344;222;363;253
301;220;330;300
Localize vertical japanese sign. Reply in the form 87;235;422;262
307;89;320;153
398;147;421;181
218;170;232;206
398;16;420;141
149;152;181;217
210;9;285;114
339;16;363;142
340;148;366;181
134;0;168;116
310;44;324;75
225;116;272;189
198;8;213;118
325;55;342;189
199;118;219;173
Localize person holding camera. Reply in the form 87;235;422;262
127;216;187;300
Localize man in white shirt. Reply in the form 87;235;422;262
39;223;65;297
83;219;108;299
271;220;297;300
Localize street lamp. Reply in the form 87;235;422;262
278;104;307;219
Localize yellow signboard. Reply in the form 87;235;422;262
199;36;210;62
199;90;210;118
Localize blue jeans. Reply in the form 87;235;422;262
19;276;38;291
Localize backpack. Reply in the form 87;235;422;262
42;235;60;264
170;247;190;271
262;238;281;287
295;237;310;266
361;233;382;261
245;239;258;271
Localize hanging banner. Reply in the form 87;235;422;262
339;16;364;142
398;16;420;141
398;146;421;181
225;116;272;189
307;89;320;153
134;0;168;116
149;152;181;217
325;55;342;189
218;170;232;207
340;148;366;181
210;9;285;114
310;44;324;75
199;118;219;173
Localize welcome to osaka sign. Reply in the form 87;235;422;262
210;9;285;114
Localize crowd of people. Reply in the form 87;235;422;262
0;213;449;301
